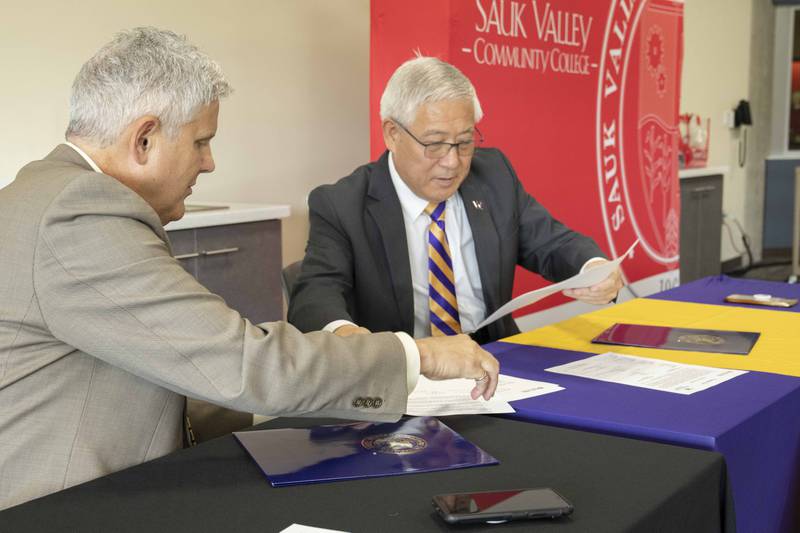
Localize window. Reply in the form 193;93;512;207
789;11;800;150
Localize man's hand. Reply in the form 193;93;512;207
562;260;623;305
414;334;500;401
333;324;371;337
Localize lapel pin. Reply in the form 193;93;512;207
472;200;484;210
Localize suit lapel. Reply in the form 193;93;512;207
459;177;501;314
366;153;415;334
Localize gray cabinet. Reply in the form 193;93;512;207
679;175;723;283
764;158;799;252
167;219;283;441
168;220;283;324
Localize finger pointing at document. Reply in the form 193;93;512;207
415;334;500;401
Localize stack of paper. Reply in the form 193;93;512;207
406;374;564;416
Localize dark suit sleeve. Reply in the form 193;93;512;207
498;151;606;281
288;187;357;332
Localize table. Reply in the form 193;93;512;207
488;342;799;533
490;276;800;533
649;275;800;312
0;416;734;533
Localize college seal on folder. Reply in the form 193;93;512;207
592;323;759;355
677;334;725;346
361;434;427;455
234;416;498;486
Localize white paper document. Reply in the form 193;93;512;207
493;373;565;402
472;239;639;331
545;352;748;395
406;374;564;416
280;525;348;533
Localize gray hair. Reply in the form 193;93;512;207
66;27;232;146
379;56;483;126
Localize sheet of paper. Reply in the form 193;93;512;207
472;239;639;331
493;373;565;402
406;374;564;416
280;524;348;533
406;376;514;416
545;352;748;395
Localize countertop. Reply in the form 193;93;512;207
678;166;729;179
165;202;291;231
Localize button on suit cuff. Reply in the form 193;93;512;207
393;331;420;394
323;319;357;333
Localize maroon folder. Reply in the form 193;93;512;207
591;323;759;355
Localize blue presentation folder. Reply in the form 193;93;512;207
234;416;499;487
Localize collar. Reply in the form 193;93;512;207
64;141;102;173
388;151;452;220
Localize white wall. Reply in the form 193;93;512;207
746;0;777;261
0;0;771;269
0;0;370;265
680;0;761;264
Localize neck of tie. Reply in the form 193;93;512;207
426;201;462;336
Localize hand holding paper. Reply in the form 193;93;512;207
472;240;639;332
563;259;624;305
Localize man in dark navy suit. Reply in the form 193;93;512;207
289;57;622;344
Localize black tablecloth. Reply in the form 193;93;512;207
0;416;735;532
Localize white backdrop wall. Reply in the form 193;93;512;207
0;0;763;269
0;0;371;265
680;0;762;264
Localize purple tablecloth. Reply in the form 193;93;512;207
649;275;800;312
486;341;800;533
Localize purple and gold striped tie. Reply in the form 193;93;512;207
425;201;462;336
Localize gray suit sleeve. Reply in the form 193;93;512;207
499;151;605;281
34;177;408;422
288;187;358;332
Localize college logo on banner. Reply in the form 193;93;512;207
371;0;684;317
597;0;682;284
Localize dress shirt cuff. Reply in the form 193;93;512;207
322;319;357;333
393;331;420;394
580;257;608;274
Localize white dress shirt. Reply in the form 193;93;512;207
388;153;487;337
65;141;102;172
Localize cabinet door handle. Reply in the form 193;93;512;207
691;186;715;194
174;252;200;260
201;247;240;256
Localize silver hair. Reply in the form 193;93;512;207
379;56;483;125
66;27;232;146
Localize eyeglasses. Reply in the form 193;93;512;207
393;120;483;159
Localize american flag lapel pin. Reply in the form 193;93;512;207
472;200;484;210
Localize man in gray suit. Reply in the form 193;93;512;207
289;57;623;344
0;29;498;511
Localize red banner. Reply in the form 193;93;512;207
371;0;683;319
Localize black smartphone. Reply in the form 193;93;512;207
432;488;573;524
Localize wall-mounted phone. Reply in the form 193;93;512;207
732;99;752;167
734;100;752;128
